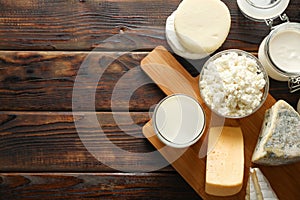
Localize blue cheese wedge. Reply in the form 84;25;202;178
252;100;300;165
245;168;278;200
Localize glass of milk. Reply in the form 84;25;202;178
152;94;206;148
237;0;300;92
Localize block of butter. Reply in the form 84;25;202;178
205;126;244;196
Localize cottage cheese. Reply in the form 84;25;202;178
200;51;266;117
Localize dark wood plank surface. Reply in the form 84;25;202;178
0;0;300;199
0;111;178;172
0;0;299;51
0;51;165;111
0;173;200;199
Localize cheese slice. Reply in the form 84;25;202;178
245;168;279;200
252;100;300;165
205;126;244;196
165;11;209;59
174;0;231;54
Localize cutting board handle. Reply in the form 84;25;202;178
141;46;201;101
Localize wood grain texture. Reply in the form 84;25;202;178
0;1;299;199
141;46;300;200
0;0;177;50
0;0;299;51
0;51;165;111
0;51;298;111
0;173;201;199
0;111;179;172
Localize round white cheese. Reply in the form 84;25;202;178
174;0;231;54
165;12;209;59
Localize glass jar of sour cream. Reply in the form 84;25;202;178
258;23;300;82
237;0;300;93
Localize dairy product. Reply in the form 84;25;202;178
237;0;290;21
153;94;205;148
245;168;279;200
269;29;300;73
259;38;286;81
174;0;231;54
258;23;300;81
252;100;300;165
165;12;207;59
205;126;244;196
199;50;267;118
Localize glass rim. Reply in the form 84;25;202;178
237;0;290;21
199;49;270;119
153;94;206;148
265;22;300;76
245;0;281;9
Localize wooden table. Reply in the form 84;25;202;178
0;0;299;199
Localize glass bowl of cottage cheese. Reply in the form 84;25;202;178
199;49;269;118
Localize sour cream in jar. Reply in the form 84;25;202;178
258;23;300;81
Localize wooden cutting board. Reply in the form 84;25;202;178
140;46;300;200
